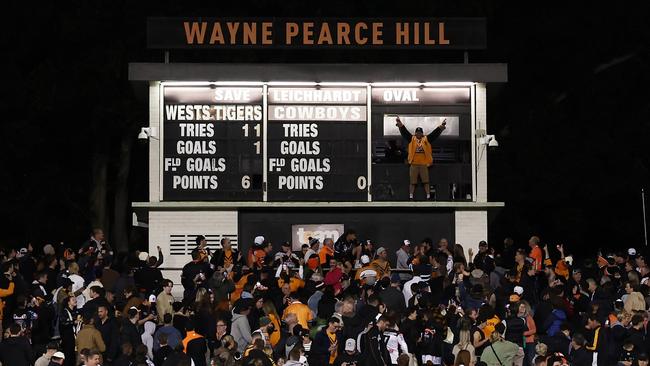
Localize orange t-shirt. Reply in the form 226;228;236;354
319;246;334;264
283;301;313;329
530;246;543;271
268;313;281;347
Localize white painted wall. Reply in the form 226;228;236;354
455;210;487;260
148;210;238;294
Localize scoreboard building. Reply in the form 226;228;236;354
130;18;507;283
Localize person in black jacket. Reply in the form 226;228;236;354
311;317;342;365
122;307;144;348
569;333;593;366
59;295;79;366
154;333;174;366
358;315;389;366
0;323;32;366
97;304;120;364
210;238;242;270
504;304;528;348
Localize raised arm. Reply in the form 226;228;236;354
396;117;412;140
427;119;447;141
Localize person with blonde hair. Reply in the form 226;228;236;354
454;349;475;366
452;319;476;364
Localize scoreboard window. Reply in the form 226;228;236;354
162;85;264;200
267;87;369;201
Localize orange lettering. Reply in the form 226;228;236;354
372;22;383;45
355;22;368;45
439;22;450;45
396;23;409;45
413;22;420;45
423;23;435;45
183;22;207;44
226;22;239;44
303;22;314;45
337;23;351;45
286;23;299;44
317;23;333;45
262;22;273;45
242;22;256;44
209;22;224;44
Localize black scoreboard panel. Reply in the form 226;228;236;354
162;86;264;200
160;84;473;202
266;87;368;201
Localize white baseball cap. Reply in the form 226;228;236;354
360;255;370;264
148;294;157;303
254;236;265;245
138;252;149;261
360;269;377;279
53;352;66;359
513;286;524;295
628;248;637;256
345;338;356;352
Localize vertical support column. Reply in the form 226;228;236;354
150;81;161;202
367;84;372;201
470;84;477;202
263;84;268;202
475;83;488;202
455;210;488;259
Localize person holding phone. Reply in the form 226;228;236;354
395;116;446;200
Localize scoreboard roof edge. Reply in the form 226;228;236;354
131;201;505;209
128;63;508;83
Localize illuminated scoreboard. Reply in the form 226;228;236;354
161;83;472;202
163;86;264;200
266;87;368;201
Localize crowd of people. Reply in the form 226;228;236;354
0;228;649;366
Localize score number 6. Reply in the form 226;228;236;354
241;175;251;189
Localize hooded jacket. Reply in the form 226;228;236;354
544;308;567;337
142;321;156;360
231;311;252;352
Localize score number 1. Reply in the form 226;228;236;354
242;123;261;154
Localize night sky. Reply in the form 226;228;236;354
1;1;649;255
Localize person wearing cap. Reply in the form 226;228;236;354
395;115;446;200
274;241;301;269
370;247;391;278
335;338;359;366
35;341;60;366
354;255;373;280
49;351;66;366
252;316;276;347
303;237;320;263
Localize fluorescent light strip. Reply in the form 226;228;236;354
266;81;318;86
161;81;264;86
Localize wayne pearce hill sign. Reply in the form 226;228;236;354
147;18;486;49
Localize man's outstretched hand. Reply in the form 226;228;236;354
440;119;447;130
395;116;403;128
